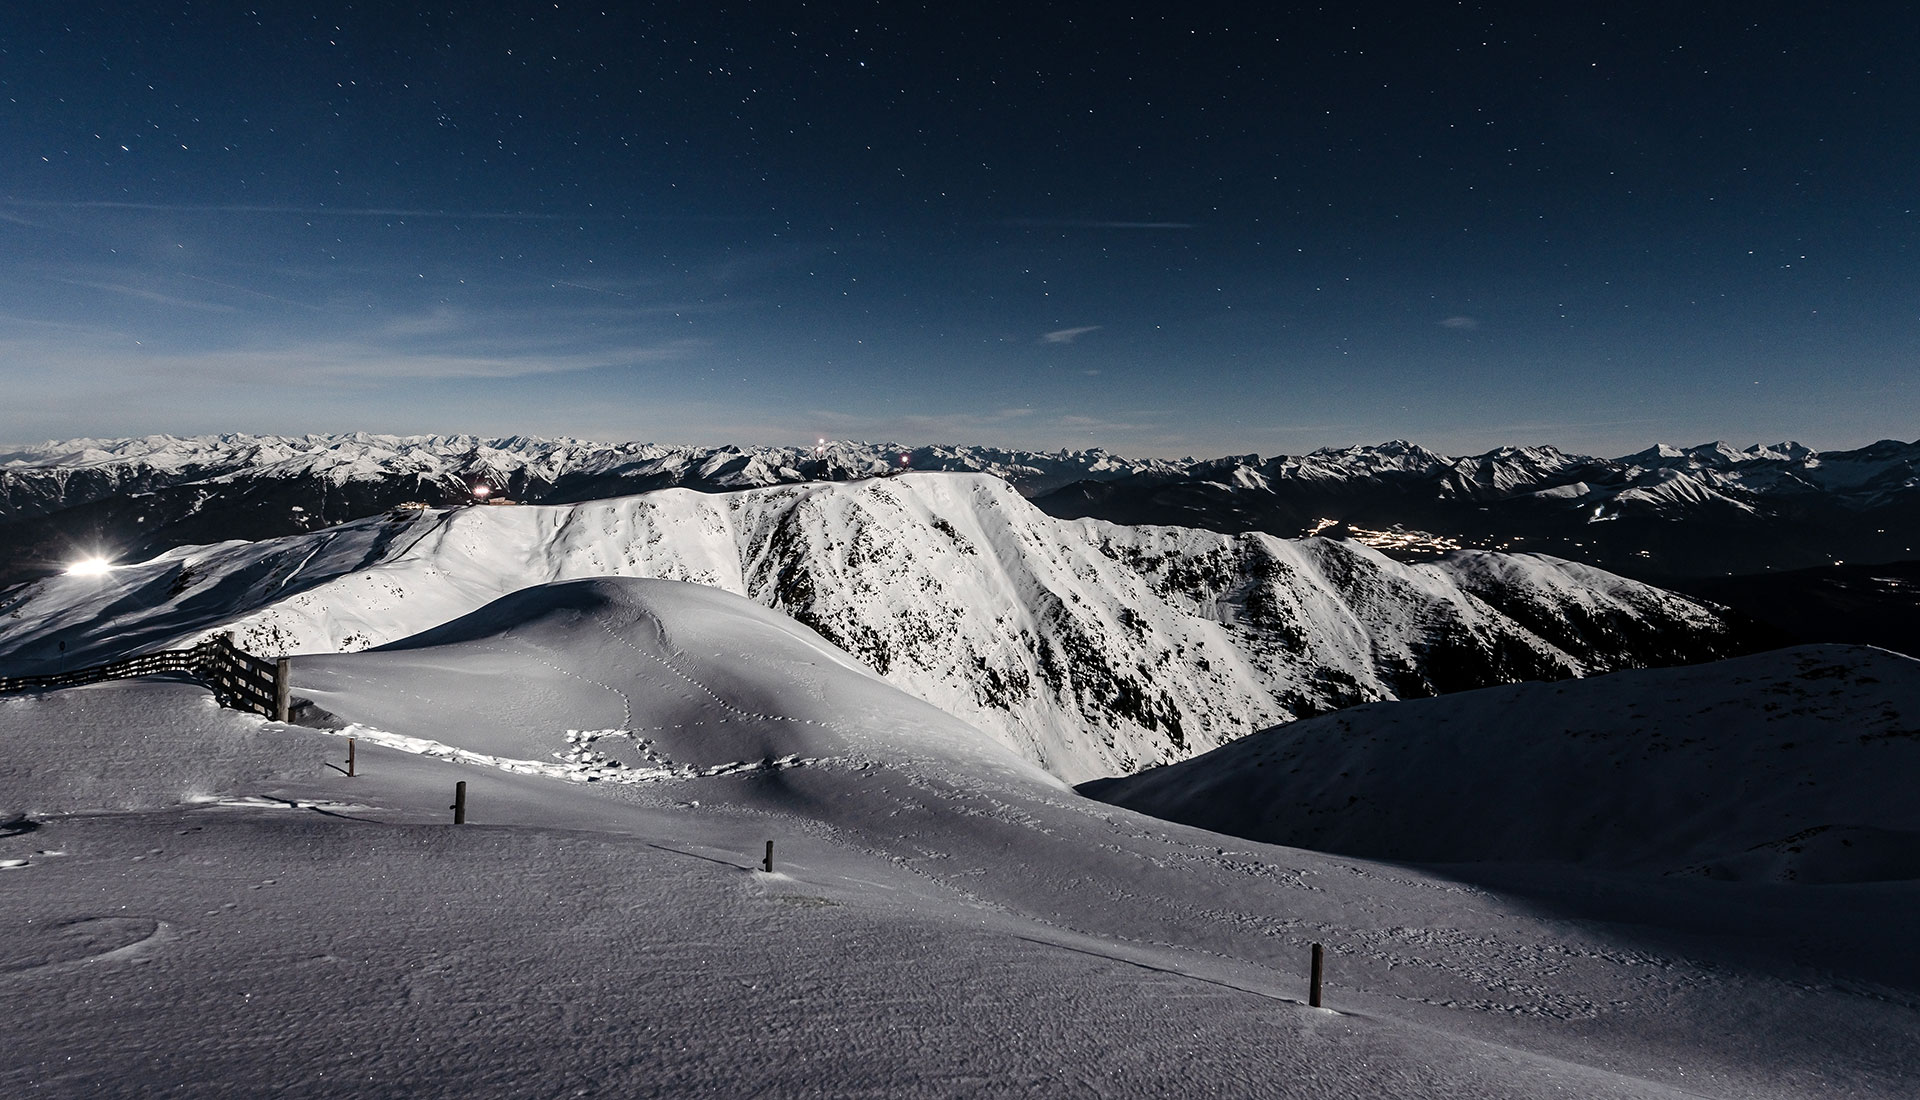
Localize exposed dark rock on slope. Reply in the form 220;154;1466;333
0;473;1756;782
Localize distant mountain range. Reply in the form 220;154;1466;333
5;431;1914;656
1034;437;1920;581
0;472;1754;783
3;432;1914;587
0;434;1174;584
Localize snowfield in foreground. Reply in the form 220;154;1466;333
2;578;1915;1097
0;472;1747;782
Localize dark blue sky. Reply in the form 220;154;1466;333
3;2;1915;456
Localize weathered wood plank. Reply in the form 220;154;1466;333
2;633;286;719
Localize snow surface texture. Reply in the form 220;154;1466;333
294;577;1056;791
1087;644;1920;881
4;577;1916;1097
0;680;329;817
0;473;1743;782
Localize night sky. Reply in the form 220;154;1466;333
3;3;1915;457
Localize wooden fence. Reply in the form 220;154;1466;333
0;633;289;720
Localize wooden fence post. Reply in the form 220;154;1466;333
451;781;467;825
0;635;292;718
1309;943;1325;1008
273;657;291;722
346;737;356;778
762;840;774;873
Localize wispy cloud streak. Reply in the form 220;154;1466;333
51;278;236;313
1041;325;1102;345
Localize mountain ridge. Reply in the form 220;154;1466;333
0;472;1755;782
1037;435;1920;580
7;430;1915;588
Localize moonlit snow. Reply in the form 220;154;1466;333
0;472;1743;782
3;575;1916;1096
1087;644;1920;878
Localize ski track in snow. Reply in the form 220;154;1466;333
445;620;859;779
587;605;770;725
324;722;817;786
298;609;863;789
465;636;639;731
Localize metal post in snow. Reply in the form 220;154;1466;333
762;840;774;873
347;737;356;778
1309;943;1325;1008
451;781;467;825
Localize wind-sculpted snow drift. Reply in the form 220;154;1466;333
1087;644;1920;881
293;575;1053;790
0;473;1748;782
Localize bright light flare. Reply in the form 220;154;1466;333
66;557;114;576
471;484;492;499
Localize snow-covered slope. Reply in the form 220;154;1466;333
294;576;1055;791
4;580;1915;1097
1678;559;1920;659
1086;644;1920;881
0;474;1748;782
